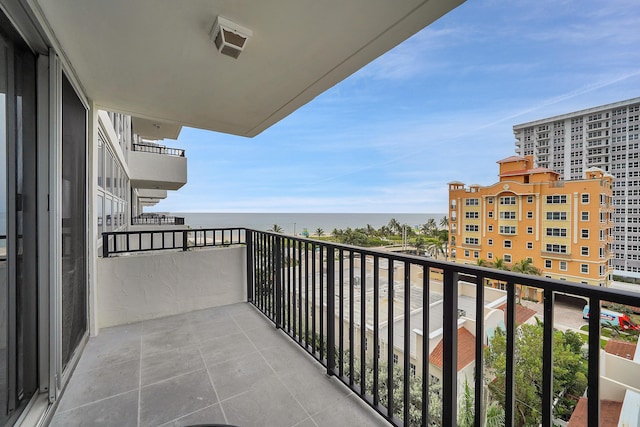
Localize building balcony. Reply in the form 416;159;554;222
131;213;185;226
128;144;187;191
54;228;640;427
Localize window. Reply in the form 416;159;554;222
581;194;590;204
488;239;493;246
488;211;494;218
527;242;533;249
527;211;533;219
545;260;552;269
504;240;512;248
581;229;589;238
410;363;416;378
393;354;398;365
546;228;567;237
581;246;589;256
546;195;567;204
487;197;494;204
581;212;589;221
500;211;517;219
500;196;516;205
581;264;589;274
504;254;512;263
465;198;479;206
465;224;479;232
464;237;479;245
465;211;479;219
560;261;567;271
464;250;470;257
488;225;493;232
499;226;516;234
527;226;533;234
546;212;568;220
474;251;479;259
527;196;534;203
488;252;493;259
545;244;568;254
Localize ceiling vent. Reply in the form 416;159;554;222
210;16;252;59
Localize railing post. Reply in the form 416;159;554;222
246;229;253;303
542;289;555;427
182;230;188;251
442;267;458;426
102;233;108;258
275;235;282;329
588;298;601;427
326;245;336;377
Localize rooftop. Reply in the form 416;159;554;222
50;302;388;427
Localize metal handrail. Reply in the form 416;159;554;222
131;142;185;157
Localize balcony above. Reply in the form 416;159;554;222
128;145;187;191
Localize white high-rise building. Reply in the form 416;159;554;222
514;98;640;279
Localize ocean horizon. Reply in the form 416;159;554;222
171;212;447;236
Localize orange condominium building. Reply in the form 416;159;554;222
448;155;614;288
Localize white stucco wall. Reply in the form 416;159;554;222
96;246;246;329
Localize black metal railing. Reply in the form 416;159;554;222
131;214;185;226
101;228;245;257
245;229;640;427
132;142;185;157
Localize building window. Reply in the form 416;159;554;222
527;226;533;234
500;196;516;205
393;354;398;365
581;212;589;221
581;246;589;256
581;229;589;238
488;211;494;218
487;197;494;204
473;251;479;259
410;363;416;378
581;264;589;274
545;260;552;269
499;226;516;234
527;196;534;203
546;212;568;220
560;261;567;271
546;228;567;237
500;211;517;219
504;240;512;249
504;254;512;263
464;250;470;257
465;212;479;219
581;194;590;204
488;225;493;232
546;195;567;204
488;252;493;259
527;242;533;249
464;237;479;245
545;244;568;254
488;239;493;246
527;211;533;219
465;224;479;232
465;198;479;206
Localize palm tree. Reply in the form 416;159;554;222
388;218;401;235
423;218;438;237
365;224;376;237
316;227;324;237
269;224;283;233
439;215;449;229
426;237;445;259
492;257;509;271
413;236;426;256
476;258;489;267
512;259;542;275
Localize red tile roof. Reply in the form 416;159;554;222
568;397;622;427
498;303;537;325
497;155;527;163
429;328;477;371
604;339;637;360
499;167;559;177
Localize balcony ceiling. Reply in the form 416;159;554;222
33;0;464;137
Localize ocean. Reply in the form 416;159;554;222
172;212;446;235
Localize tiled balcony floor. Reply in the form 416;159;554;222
50;302;390;427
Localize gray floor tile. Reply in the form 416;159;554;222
293;417;319;427
222;376;308;427
278;369;349;416
141;328;199;357
191;315;243;343
50;390;139;427
139;369;218;427
163;403;226;426
141;345;205;386
243;322;285;350
207;352;275;401
312;394;389;427
75;325;141;373
58;359;140;412
142;312;194;336
261;340;320;375
199;332;257;366
232;309;273;332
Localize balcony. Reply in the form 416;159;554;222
62;228;640;426
131;213;185;226
128;143;187;191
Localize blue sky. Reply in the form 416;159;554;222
153;0;640;214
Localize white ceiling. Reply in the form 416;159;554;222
34;0;464;138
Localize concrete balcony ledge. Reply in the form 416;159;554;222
50;303;390;427
128;149;187;191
